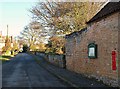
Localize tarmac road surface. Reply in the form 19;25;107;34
2;53;69;88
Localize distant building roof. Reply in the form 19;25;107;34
87;2;120;24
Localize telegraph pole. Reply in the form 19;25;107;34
7;25;8;37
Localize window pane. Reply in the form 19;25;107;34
89;47;95;56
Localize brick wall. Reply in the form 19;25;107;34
65;12;119;87
118;12;120;86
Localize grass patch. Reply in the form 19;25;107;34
0;55;13;63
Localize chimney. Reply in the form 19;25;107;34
11;36;13;43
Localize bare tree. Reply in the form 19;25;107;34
18;21;46;50
30;1;104;35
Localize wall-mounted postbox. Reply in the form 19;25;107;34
112;50;117;70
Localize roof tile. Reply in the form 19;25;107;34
87;2;120;24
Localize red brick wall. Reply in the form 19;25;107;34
118;12;120;86
66;12;119;86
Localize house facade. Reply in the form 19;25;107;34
65;2;120;87
0;36;6;54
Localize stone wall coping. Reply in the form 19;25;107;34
65;28;87;39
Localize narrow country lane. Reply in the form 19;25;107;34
2;53;69;88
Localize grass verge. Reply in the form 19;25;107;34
0;55;13;63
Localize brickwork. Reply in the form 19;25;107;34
65;12;119;87
118;12;120;86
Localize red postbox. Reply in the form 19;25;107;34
112;50;117;70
